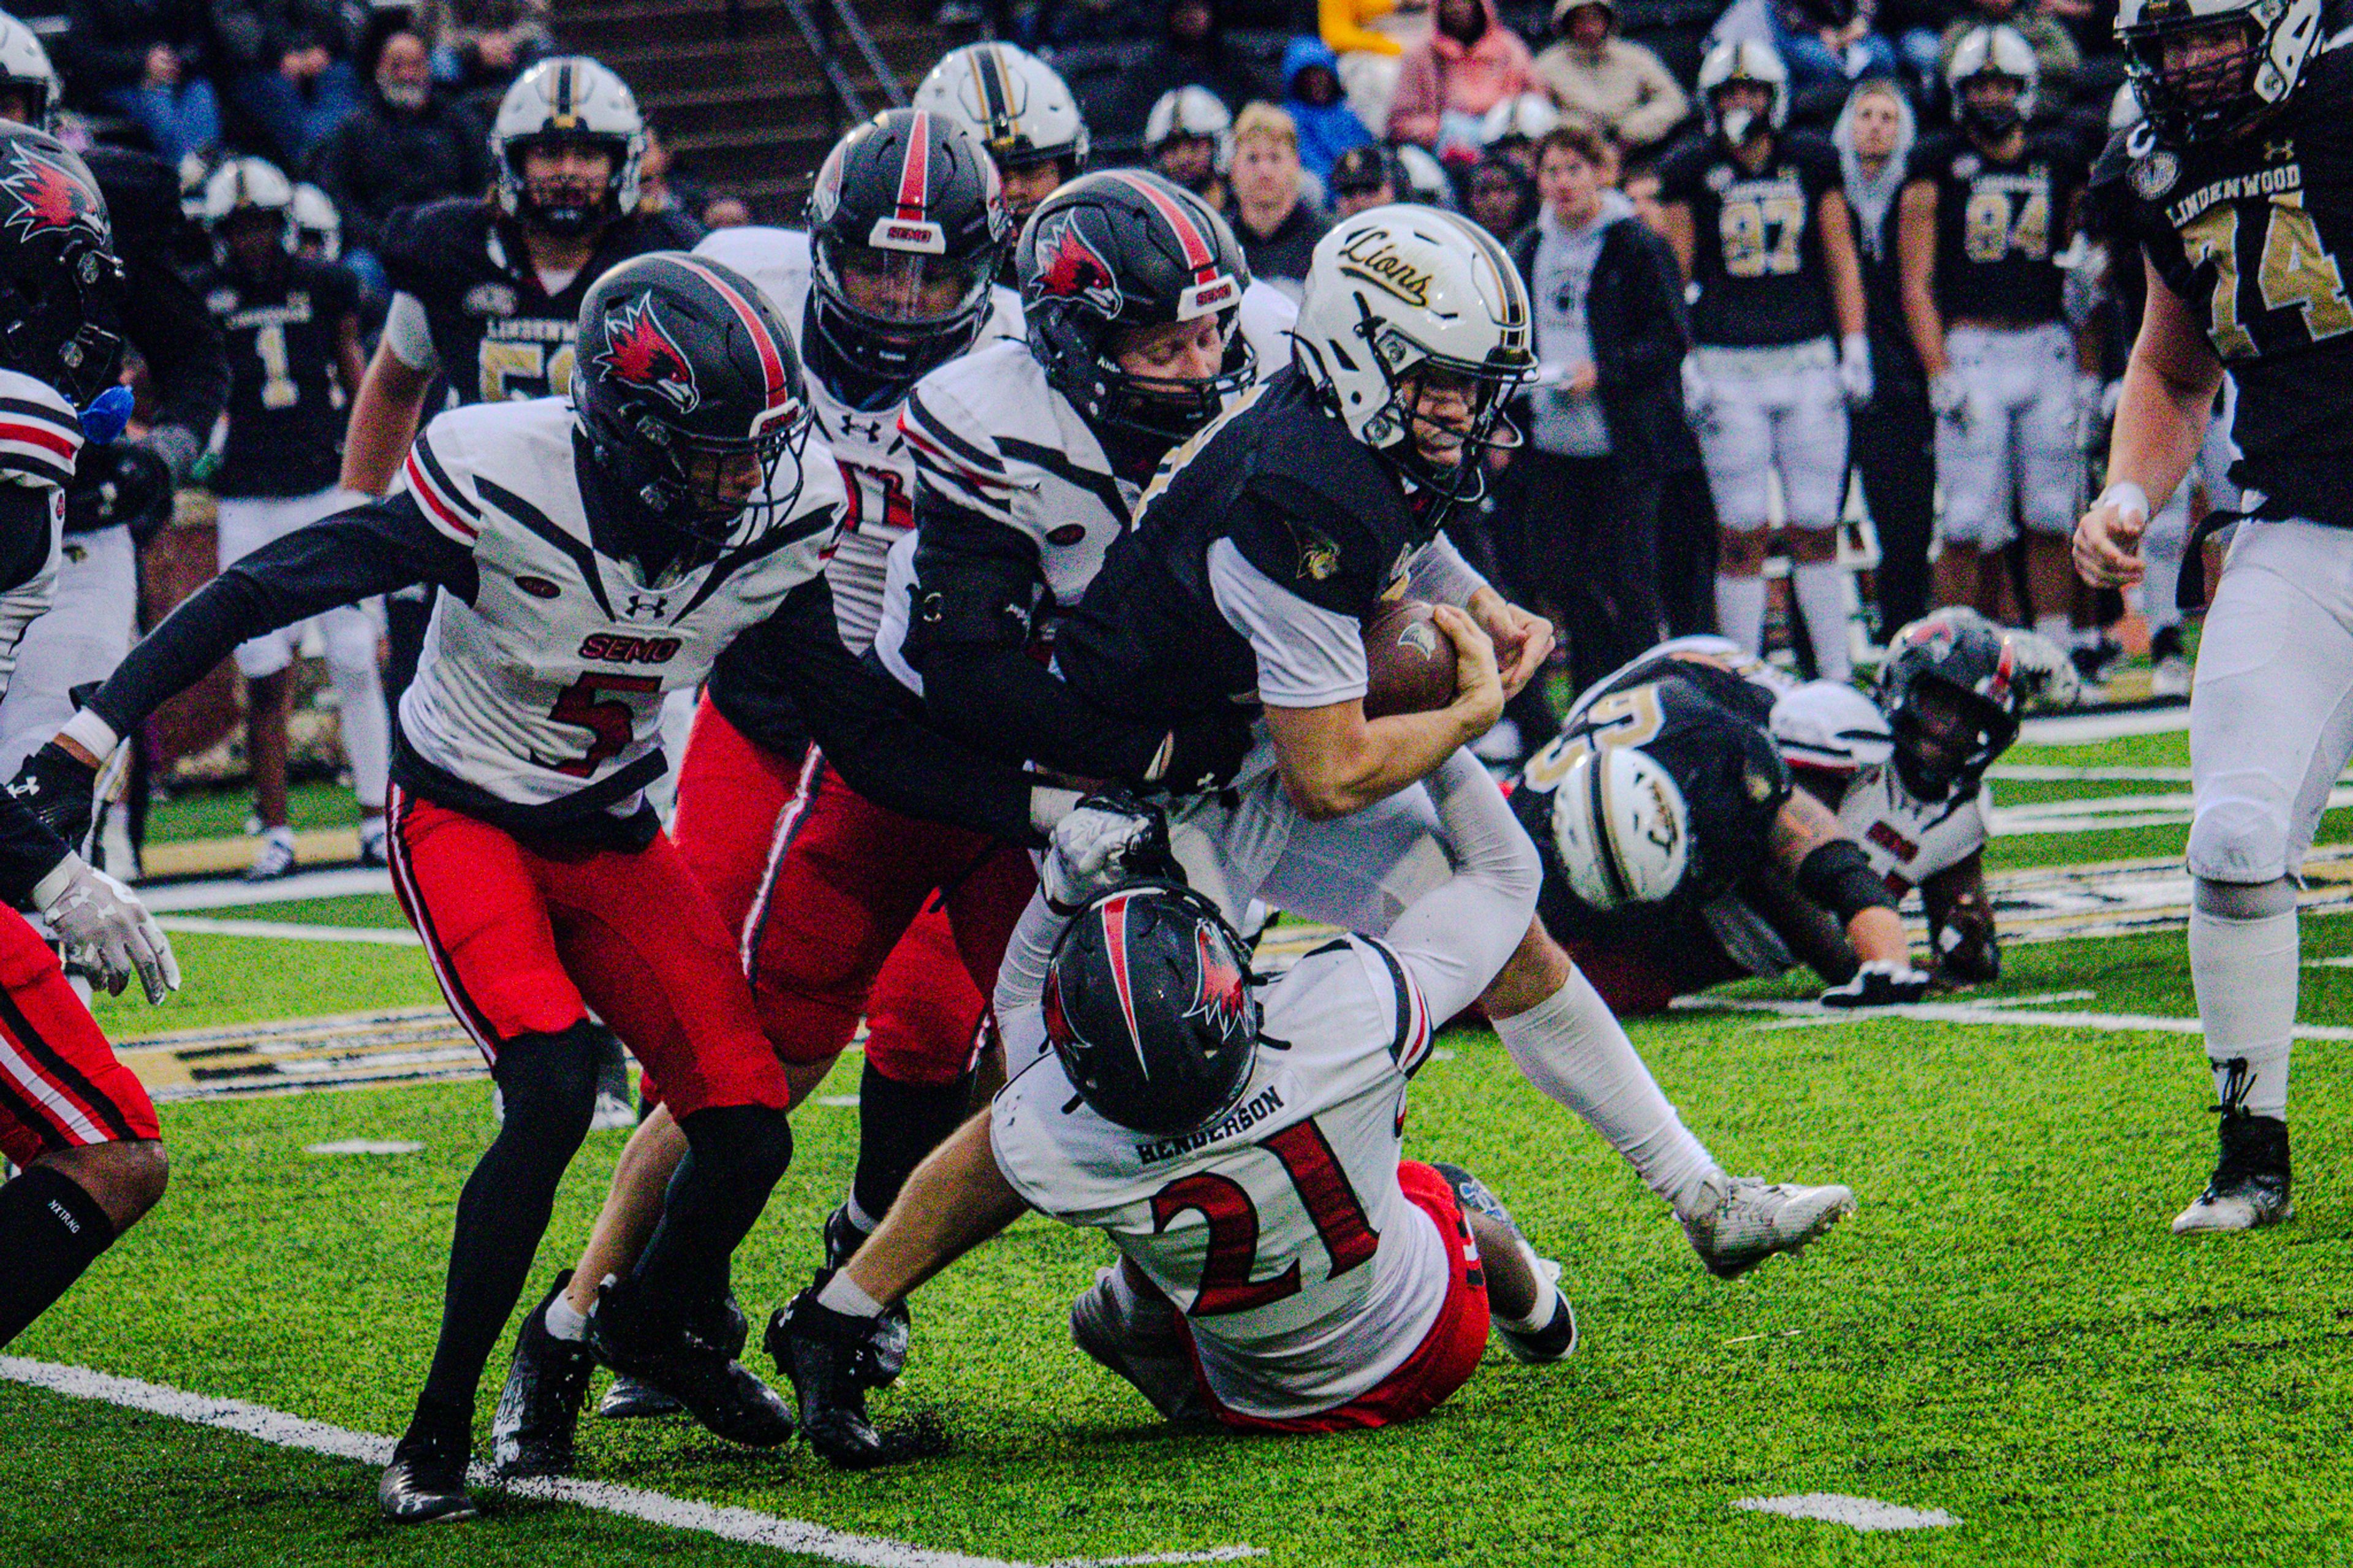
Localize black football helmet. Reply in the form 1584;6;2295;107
1044;882;1260;1137
574;251;816;550
1876;610;2021;801
0;121;123;407
806;108;1008;410
1019;169;1252;447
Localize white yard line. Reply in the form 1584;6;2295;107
2019;708;2189;745
1732;1494;1958;1531
155;915;421;946
0;1357;1262;1568
1684;994;2353;1040
138;868;393;911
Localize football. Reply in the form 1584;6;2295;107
1362;598;1457;718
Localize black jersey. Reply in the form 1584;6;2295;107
204;256;362;499
1656;129;1844;347
2095;43;2353;528
1908;127;2084;325
1055;368;1431;736
1510;647;1791;944
379;199;704;407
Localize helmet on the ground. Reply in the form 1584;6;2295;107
805;108;1007;408
573;251;815;549
0;121;124;406
2117;0;2322;144
1044;882;1260;1136
491;56;646;235
1018;169;1251;445
1292;204;1534;529
1769;680;1895;774
0;15;61;129
914;43;1089;183
1143;86;1233;171
1550;744;1692;909
1697;40;1788;142
1947;25;2039;136
201;157;296;255
1876;610;2021;801
290;182;341;259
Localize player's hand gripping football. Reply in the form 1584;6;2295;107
1432;604;1505;738
34;855;180;1004
1044;790;1180;914
1818;958;1933;1009
2073;485;2148;589
1467;589;1553;701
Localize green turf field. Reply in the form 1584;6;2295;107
12;716;2353;1566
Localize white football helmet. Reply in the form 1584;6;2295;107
1392;143;1455;208
290;182;341;259
490;56;646;233
1697;39;1787;142
914;42;1089;176
0;14;61;128
1947;25;2039;134
1144;85;1233;172
1552;746;1692;910
1769;681;1895;774
1479;92;1560;148
1292;204;1534;517
201;157;297;255
2117;0;2322;142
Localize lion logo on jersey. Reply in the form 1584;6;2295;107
1184;922;1251;1043
0;142;106;243
592;295;700;415
1032;214;1121;316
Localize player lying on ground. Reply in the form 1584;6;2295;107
0;123;178;1354
1037;206;1854;1279
771;786;1578;1466
2074;0;2350;1234
7;252;1048;1523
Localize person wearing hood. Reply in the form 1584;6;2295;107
1320;0;1433;131
1501;119;1694;697
1105;0;1264;143
1280;36;1374;181
1833;77;1934;636
1386;0;1534;151
1531;0;1687;157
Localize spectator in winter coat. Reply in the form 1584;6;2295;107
1319;0;1431;132
1104;0;1265;143
1327;142;1400;215
1387;0;1534;152
1281;36;1374;181
63;0;221;163
213;0;363;167
308;30;490;295
1464;151;1536;238
1225;103;1328;294
420;0;550;89
1529;0;1688;156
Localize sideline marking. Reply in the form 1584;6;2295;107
138;868;393;911
1691;994;2353;1041
1733;1494;1958;1531
156;915;421;946
0;1357;1264;1568
305;1138;425;1156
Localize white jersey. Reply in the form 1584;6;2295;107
991;933;1448;1420
694;225;1022;654
1835;763;1990;894
395;398;844;817
0;371;82;695
1564;634;1800;724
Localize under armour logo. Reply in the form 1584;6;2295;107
834;414;887;444
622;593;669;621
2265;138;2294;162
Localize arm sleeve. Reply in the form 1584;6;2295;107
1380;748;1543;1022
85;493;471;738
1207;537;1368;708
1403;533;1490;607
381;292;441;375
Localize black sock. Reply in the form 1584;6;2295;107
629;1104;792;1327
852;1064;975;1225
0;1164;116;1350
412;1023;603;1430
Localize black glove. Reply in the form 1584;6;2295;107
7;741;99;858
1819;960;1933;1009
1150;707;1256;795
765;1282;893;1471
1931;900;2001;983
65;442;173;538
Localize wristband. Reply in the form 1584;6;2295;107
2097;482;2149;525
59;707;120;762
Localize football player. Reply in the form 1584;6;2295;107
1144;86;1233;207
1900;26;2096;639
9;253;1048;1520
912;42;1090;240
771;784;1576;1465
1045;206;1854;1279
197;158;387;879
1656;42;1871;681
2074;0;2349;1233
0;120;179;1358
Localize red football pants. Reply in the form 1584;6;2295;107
385;785;790;1119
0;907;159;1168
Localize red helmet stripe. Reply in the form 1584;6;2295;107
1097;892;1148;1074
1105;170;1217;280
670;256;790;413
896;110;933;222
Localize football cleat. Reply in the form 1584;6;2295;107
377;1422;476;1523
2151;653;2193;699
768;1289;891;1469
585;1277;794;1449
596;1373;680;1420
490;1271;593;1476
1430;1162;1576;1365
244;825;297;882
2173;1110;2293;1234
358;816;390;868
1069;1264;1212;1424
822;1203;911;1387
1680;1174;1855;1279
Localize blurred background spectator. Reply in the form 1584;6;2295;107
1280;35;1373;180
420;0;550;91
1226;101;1325;291
212;0;364;168
1387;0;1533;151
1104;0;1260;142
1326;141;1396;214
1530;0;1687;158
1320;0;1430;132
64;0;222;164
1461;148;1532;235
308;28;489;299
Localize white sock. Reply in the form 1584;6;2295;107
328;654;390;811
1789;560;1851;682
816;1269;886;1319
841;1191;882;1235
544;1292;588;1343
1715;574;1767;656
1491;969;1722;1219
2189;904;2298;1119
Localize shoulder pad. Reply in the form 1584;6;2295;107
81;145;181;243
694;225;812;339
379;200;484;286
0;369;83;489
398;406;503;545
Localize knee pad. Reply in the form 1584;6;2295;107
2188;799;2293;885
2193;875;2297;920
490;1020;610;1146
679;1102;795;1194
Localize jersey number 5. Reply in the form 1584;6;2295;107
1149;1119;1380;1316
2183;191;2353;359
547;672;660;778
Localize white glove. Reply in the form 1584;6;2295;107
2004;627;2083;711
1042;790;1175;914
1929;371;1971;430
1819;959;1932;1009
1838;333;1874;408
1680;357;1715;431
32;855;180;1004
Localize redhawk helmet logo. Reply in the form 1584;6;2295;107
593;295;700;414
1033;214;1121;316
1184;922;1250;1043
0;144;104;241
